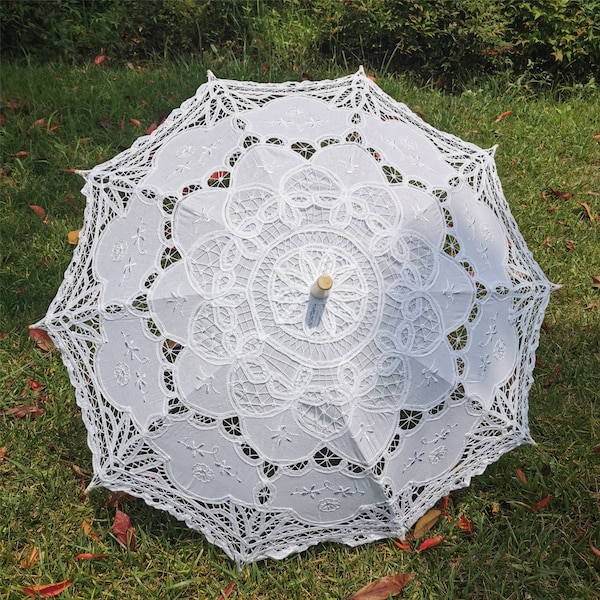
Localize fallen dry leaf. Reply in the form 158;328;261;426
29;328;54;352
0;446;6;462
418;535;444;552
82;518;101;542
94;55;106;65
74;553;109;561
550;187;573;201
146;121;158;135
440;493;451;514
67;229;81;245
2;405;45;419
22;580;71;597
456;515;473;534
348;574;414;600
494;110;513;123
413;508;441;539
20;546;40;569
515;468;527;484
29;205;46;218
530;493;551;511
590;541;600;558
580;202;595;221
591;275;600;289
394;540;411;551
113;509;135;550
593;133;600;139
102;490;136;508
216;579;236;600
129;118;141;127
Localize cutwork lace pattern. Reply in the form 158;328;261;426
39;69;554;565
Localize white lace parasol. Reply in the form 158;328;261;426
37;68;555;564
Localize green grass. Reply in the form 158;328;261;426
1;60;599;599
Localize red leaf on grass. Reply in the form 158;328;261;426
216;579;235;600
94;55;106;65
515;468;527;484
0;446;6;462
29;328;54;352
457;515;473;534
29;205;46;218
494;110;513;123
22;580;71;597
129;118;141;127
27;377;43;391
441;493;451;514
2;405;45;419
146;120;158;135
394;539;411;551
348;574;414;600
74;553;109;561
530;493;551;511
590;541;600;558
12;150;29;158
418;535;444;553
113;509;135;550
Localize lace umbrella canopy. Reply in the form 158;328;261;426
37;68;555;564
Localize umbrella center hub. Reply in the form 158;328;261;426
253;231;382;366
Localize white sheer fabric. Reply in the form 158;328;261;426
39;69;554;564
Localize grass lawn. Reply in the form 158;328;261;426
1;60;599;599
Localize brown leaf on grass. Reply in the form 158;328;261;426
74;553;109;561
550;187;573;200
515;468;527;484
457;515;473;534
348;574;414;600
129;118;141;127
565;240;577;251
0;446;6;462
2;405;45;419
22;580;71;597
29;205;46;218
418;535;444;552
530;493;551;511
413;509;441;539
113;509;136;550
82;518;101;542
29;328;54;352
494;110;513;123
591;275;600;289
394;540;411;551
593;133;600;139
67;229;81;245
216;580;236;600
146;120;158;135
20;546;40;568
102;490;136;508
94;55;106;65
580;202;595;221
590;541;600;558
